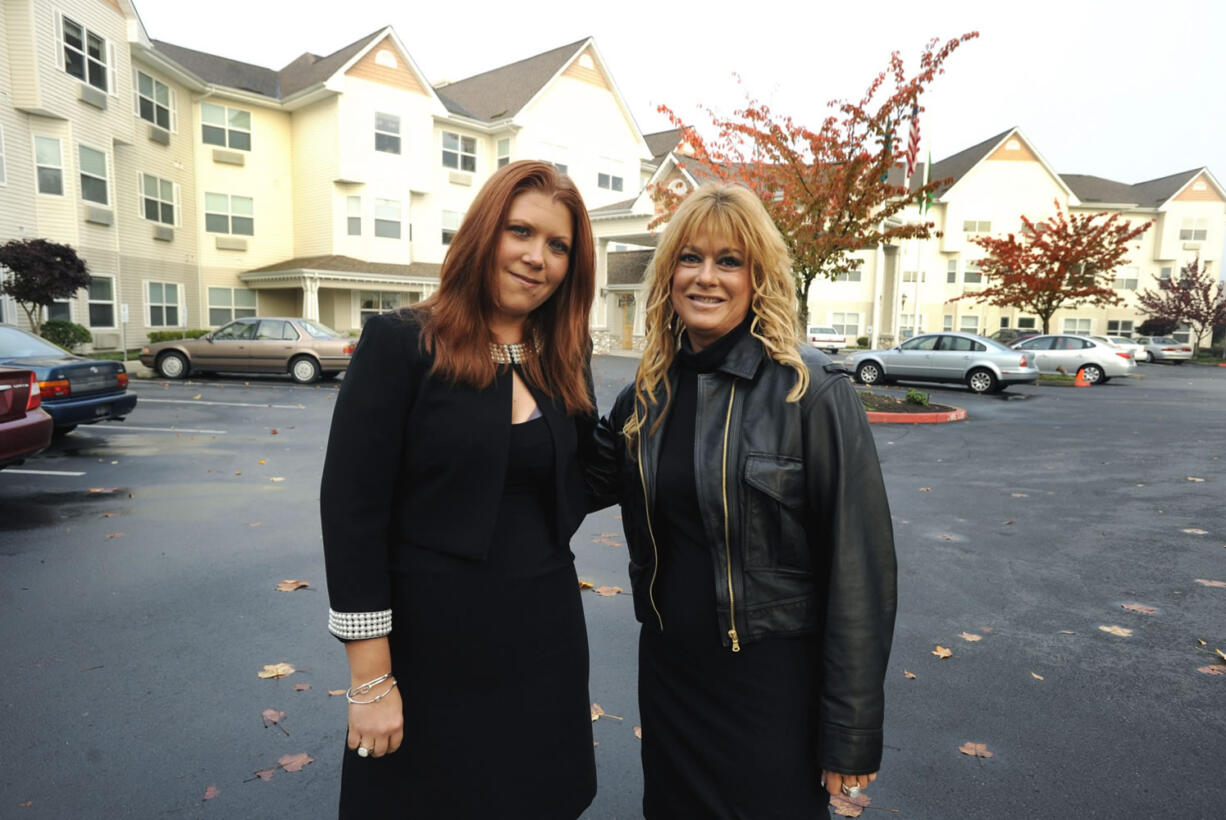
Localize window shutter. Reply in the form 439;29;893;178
132;68;140;116
107;42;118;96
174;183;182;227
169;88;178;133
54;11;64;70
137;171;143;218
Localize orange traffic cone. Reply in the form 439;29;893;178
1073;368;1091;387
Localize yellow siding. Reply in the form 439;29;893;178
561;48;610;91
986;136;1040;163
5;0;39;110
344;37;427;95
1172;173;1225;203
291;97;339;257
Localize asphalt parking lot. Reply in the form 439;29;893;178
1;359;1223;819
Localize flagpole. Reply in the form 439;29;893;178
913;153;929;337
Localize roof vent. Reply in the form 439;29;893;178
1006;139;1021;150
578;54;595;70
375;49;398;69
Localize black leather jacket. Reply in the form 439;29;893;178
587;332;897;773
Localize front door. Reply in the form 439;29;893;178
621;296;635;350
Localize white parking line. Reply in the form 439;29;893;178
3;469;87;476
106;425;228;434
137;398;305;410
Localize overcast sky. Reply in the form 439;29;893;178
133;0;1225;188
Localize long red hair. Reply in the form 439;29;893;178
412;160;594;415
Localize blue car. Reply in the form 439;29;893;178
0;325;137;435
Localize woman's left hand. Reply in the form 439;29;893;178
822;770;877;798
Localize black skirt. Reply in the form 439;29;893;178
339;417;596;819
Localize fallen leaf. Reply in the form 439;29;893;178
932;645;953;659
1011;492;1028;498
1002;520;1014;525
1059;630;1076;635
592;537;622;547
203;785;220;801
919;487;931;492
261;708;286;728
248;522;262;527
99;512;114;518
258;459;266;464
1197;639;1207;646
957;632;982;642
1031;672;1044;680
258;662;295;679
577;580;594;590
1182;528;1208;535
980;627;994;633
270;429;279;435
276;580;310;592
328;689;347;697
633;726;642;739
19;801;33;808
1217;649;1226;663
86;487;118;494
829;791;872;817
193;394;201;400
1197;665;1226;676
903;670;916;679
1099;625;1133;637
234;471;243;476
1121;603;1156;614
1187;476;1205;482
105;532;124;539
269;477;286;482
1194;579;1226;588
590;703;624;721
294;683;311;692
959;741;994;758
592;585;623;597
277;753;314;773
252;768;275;782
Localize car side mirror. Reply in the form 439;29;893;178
205;333;214;343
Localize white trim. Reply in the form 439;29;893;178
87;275;117;330
33;135;65;197
77;142;111;207
0;123;6;186
139;171;177;225
135;69;175;132
144;279;185;329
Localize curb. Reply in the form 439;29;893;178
866;407;967;424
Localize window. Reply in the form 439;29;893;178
835;263;863;282
374;199;401;239
1179;217;1208;241
540;143;567;174
959;315;979;334
0;124;6;185
441;210;461;245
939;335;984;352
78;144;108;205
347;196;361;236
964;260;983;284
47;298;71;322
442;131;476;172
374;49;398;68
256;319;298;340
900;334;938;350
1159;266;1172;283
208;287;257;326
496;138;510;168
1172;323;1191;344
830;312;859;338
942;314;954;332
61;16;108;92
87;276;115;327
902;269;925;283
147;282;180;327
1113;266;1138;290
598;158;624;192
946;260;957;283
899;314;926;338
1017;317;1036;329
1106;320;1134;337
136;71;174;130
201;103;251;151
141;174;176;225
35;136;64;195
375;113;401;154
205;193;254;235
1061;317;1092;336
999;317;1010;328
962;220;991;234
360;291;400;324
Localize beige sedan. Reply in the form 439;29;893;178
140;317;354;384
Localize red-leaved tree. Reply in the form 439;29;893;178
1134;257;1226;353
652;33;979;328
955;201;1152;333
0;238;91;336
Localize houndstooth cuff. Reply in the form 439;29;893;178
328;608;393;641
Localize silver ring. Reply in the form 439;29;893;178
842;783;861;799
356;746;370;758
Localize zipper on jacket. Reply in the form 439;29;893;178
637;422;665;632
721;383;740;652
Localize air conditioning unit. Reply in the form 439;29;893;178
92;331;121;350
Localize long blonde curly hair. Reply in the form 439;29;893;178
624;183;810;447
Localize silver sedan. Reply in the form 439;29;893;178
1134;335;1193;364
1011;335;1137;383
842;332;1039;394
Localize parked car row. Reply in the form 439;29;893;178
0;365;52;469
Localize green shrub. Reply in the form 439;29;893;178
856;336;869;347
904;388;930;406
148;329;211;343
40;319;92;350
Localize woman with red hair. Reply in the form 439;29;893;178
321;160;597;818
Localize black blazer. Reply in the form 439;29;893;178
320;311;593;617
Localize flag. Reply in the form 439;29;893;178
879;117;895;183
905;104;921;178
919;151;933;213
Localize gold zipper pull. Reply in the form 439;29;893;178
729;627;741;653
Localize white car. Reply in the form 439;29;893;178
806;326;847;354
1011;334;1137;383
1090;335;1146;362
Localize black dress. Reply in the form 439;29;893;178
639;326;826;819
338;413;596;819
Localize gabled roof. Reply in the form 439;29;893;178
589;197;639;215
644;129;683;162
247;255;441;279
152;40;281;98
278;29;385;98
1128;169;1206;208
884;128;1015;196
1059;174;1141;206
434;39;589;122
607;250;653;286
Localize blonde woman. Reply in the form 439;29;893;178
587;183;897;818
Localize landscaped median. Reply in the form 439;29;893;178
857;390;967;424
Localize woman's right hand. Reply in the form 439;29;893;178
347;684;404;758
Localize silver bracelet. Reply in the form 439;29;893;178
346;673;396;704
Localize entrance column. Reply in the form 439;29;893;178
302;276;320;321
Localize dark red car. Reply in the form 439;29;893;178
0;366;53;469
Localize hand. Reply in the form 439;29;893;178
346;684;404;759
822;770;877;798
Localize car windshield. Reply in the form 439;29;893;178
0;326;71;357
1156;336;1181;344
299;319;343;340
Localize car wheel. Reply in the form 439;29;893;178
855;362;882;385
966;368;998;394
157;351;189;379
290;355;321;384
51;425;77;439
320;371;340;381
1080;364;1104;384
